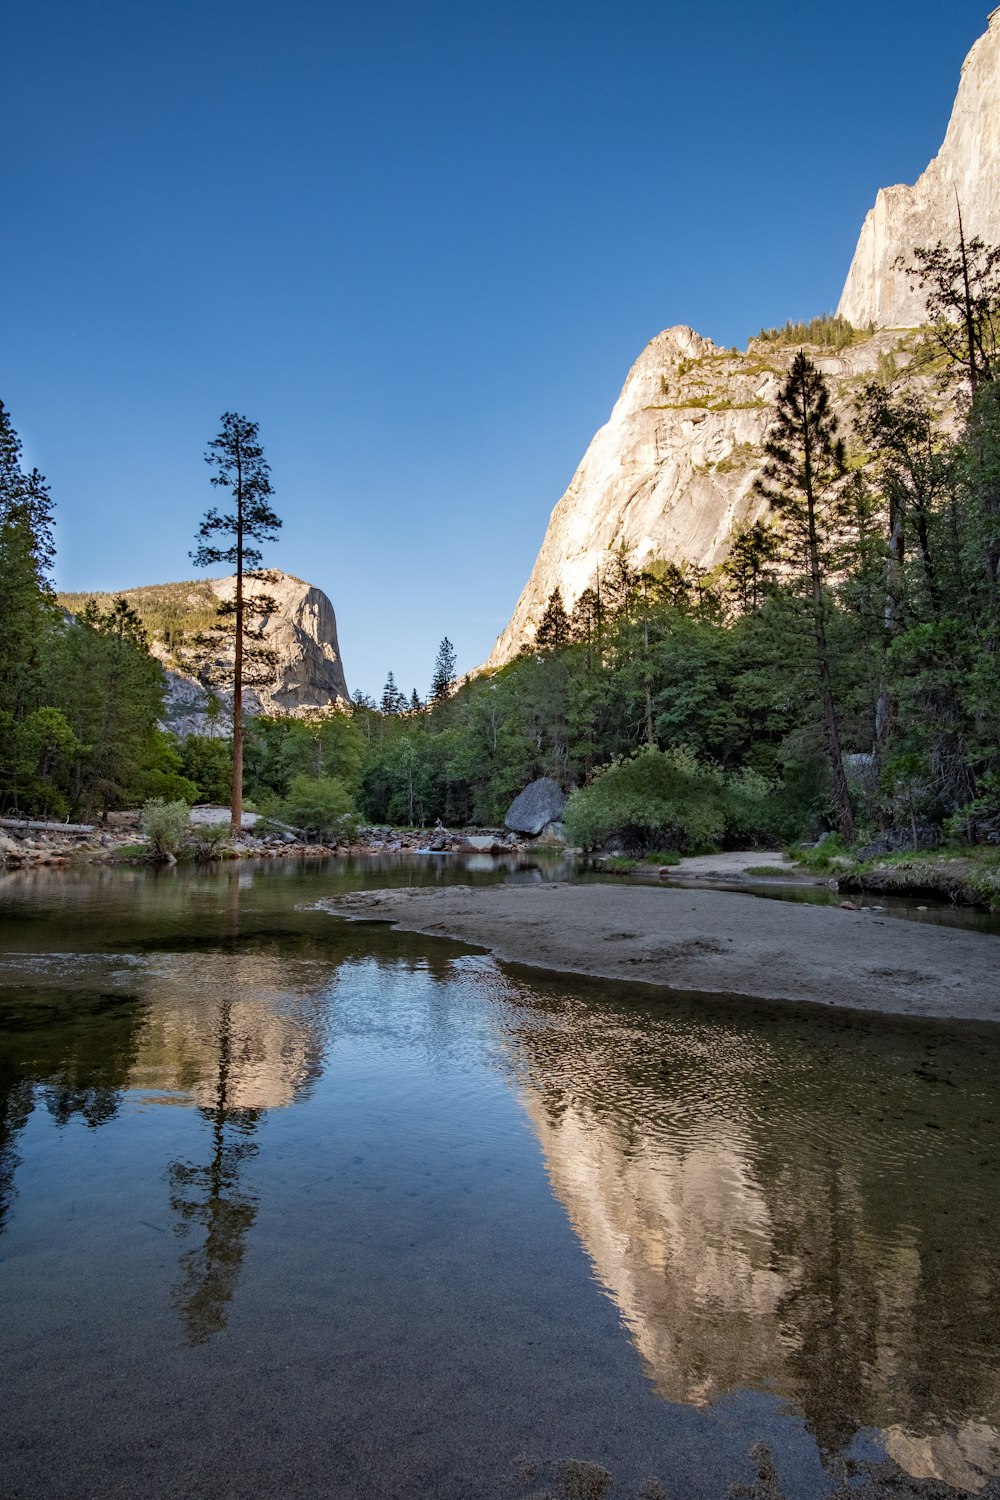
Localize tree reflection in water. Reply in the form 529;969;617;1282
168;992;262;1346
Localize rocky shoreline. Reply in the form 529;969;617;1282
0;813;537;870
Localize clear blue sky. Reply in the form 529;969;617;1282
2;0;989;699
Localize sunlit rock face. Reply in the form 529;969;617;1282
157;570;350;735
838;9;1000;329
485;15;998;671
130;952;330;1111
484;326;919;668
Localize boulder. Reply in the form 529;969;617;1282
504;778;567;837
459;834;504;853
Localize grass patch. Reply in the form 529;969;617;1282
641;850;680;865
601;855;638;873
846;846;1000;911
785;837;857;874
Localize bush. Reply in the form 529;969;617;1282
563;747;728;853
143;770;199;804
141;798;189;859
187;822;233;860
280;774;358;843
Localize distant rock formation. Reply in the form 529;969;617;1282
63;571;350;737
485;324;922;669
838;8;1000;328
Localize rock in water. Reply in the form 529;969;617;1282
838;10;1000;329
505;778;567;837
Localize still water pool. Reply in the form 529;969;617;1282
1;857;998;1499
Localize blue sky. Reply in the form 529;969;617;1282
2;0;989;698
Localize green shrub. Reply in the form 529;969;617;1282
563;747;728;853
642;850;681;865
187;822;233;860
143;769;199;804
141;798;190;859
786;835;852;873
281;774;358;843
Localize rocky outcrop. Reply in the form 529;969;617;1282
838;9;1000;329
485;325;922;668
77;571;350;737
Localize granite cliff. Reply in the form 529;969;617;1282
838;7;1000;328
486;10;997;669
485;323;924;669
61;571;350;736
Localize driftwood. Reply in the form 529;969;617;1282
0;817;95;834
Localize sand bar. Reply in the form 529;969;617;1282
318;882;1000;1022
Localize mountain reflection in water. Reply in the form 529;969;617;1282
2;860;1000;1497
498;970;1000;1491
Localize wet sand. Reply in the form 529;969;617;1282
319;882;1000;1021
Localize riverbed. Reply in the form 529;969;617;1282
1;856;999;1498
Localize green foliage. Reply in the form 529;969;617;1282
187;821;234;860
178;735;232;804
141;798;190;859
563;747;730;853
429;637;457;702
756;314;858;351
786;835;851;873
280;774;357;842
642;850;681;865
57;580;220;662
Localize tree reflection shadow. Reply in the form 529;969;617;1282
167;999;261;1345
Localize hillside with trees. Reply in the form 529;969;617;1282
1;236;998;902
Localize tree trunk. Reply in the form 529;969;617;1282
231;451;244;837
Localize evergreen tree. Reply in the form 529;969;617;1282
45;598;167;817
535;588;570;649
899;218;1000;393
381;671;404;715
722;522;778;615
756;352;857;840
409;688;423;713
191;414;281;833
429;638;457;702
0;401;57;722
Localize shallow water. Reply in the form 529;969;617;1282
1;857;999;1499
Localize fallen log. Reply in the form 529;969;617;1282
0;817;96;834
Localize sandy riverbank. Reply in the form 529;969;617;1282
317;881;1000;1022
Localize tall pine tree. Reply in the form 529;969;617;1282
192;414;281;833
429;638;456;702
756;352;857;841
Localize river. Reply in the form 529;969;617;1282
1;856;998;1499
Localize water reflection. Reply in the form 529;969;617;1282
3;861;1000;1496
499;973;1000;1489
168;994;263;1345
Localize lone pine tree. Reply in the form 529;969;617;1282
429;638;456;703
192;413;281;834
756;352;856;842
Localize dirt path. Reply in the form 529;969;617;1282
315;881;1000;1022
